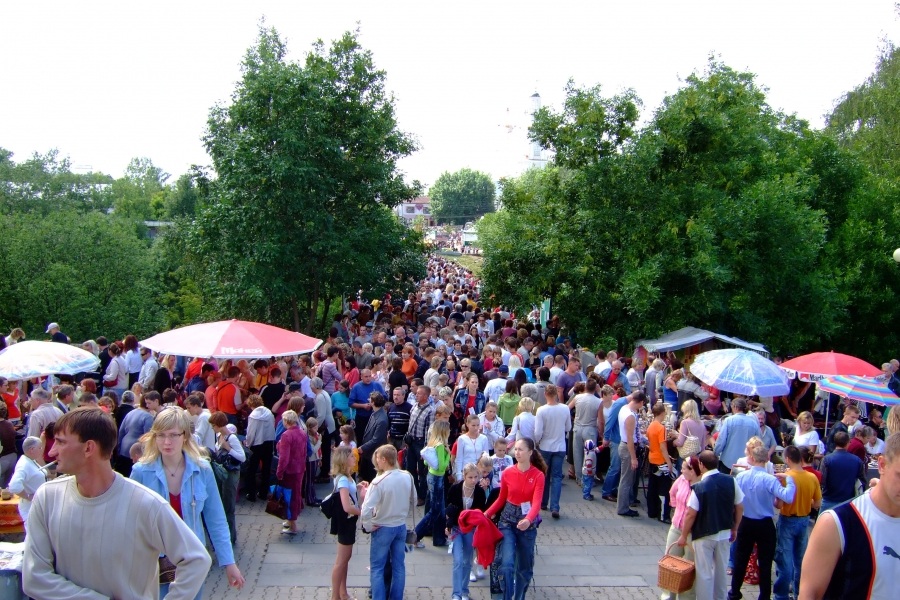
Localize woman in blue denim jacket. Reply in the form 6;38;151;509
131;407;245;598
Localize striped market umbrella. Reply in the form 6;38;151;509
816;375;900;407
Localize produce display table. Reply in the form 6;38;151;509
0;499;23;535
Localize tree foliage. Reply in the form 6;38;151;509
823;44;900;359
429;168;495;225
0;210;164;341
480;63;880;358
187;27;425;333
0;148;113;215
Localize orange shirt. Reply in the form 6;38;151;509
216;381;239;414
205;384;218;412
401;358;418;379
647;420;668;465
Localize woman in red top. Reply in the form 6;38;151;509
484;437;546;600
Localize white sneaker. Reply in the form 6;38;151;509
474;564;485;579
469;571;477;582
451;595;462;600
415;540;425;549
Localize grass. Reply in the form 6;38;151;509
452;253;483;275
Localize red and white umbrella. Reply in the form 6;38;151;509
778;351;882;382
140;320;322;359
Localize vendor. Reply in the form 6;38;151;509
8;436;47;528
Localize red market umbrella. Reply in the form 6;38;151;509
779;351;882;382
140;320;323;359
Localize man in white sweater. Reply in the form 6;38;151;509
535;383;572;519
24;407;211;600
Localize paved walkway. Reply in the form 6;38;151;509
204;473;762;599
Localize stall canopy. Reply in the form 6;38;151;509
634;327;769;358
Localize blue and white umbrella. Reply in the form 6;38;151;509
689;349;789;397
0;340;100;380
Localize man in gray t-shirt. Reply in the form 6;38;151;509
569;379;603;485
535;384;572;518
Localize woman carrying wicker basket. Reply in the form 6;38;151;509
660;455;702;600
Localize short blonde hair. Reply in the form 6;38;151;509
516;397;536;416
246;394;264;409
374;444;398;469
282;410;300;426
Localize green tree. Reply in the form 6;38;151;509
189;27;425;333
111;157;169;220
0;148;113;215
822;45;900;360
429;168;495;225
480;64;862;355
0;210;163;341
162;173;200;218
827;44;900;180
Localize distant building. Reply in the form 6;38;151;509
395;196;434;226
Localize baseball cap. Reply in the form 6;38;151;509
499;365;510;375
45;322;60;333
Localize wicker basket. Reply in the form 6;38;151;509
658;542;695;593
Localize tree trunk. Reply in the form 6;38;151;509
319;294;334;334
305;279;320;335
291;296;300;332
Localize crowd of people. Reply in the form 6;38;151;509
2;254;899;600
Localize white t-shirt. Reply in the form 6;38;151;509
793;429;820;449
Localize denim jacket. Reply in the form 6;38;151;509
130;452;235;566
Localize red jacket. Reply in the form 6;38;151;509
459;509;503;567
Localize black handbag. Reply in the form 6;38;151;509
214;448;242;472
213;433;244;472
320;480;340;519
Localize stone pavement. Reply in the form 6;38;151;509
203;472;764;599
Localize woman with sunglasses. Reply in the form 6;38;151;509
131;407;245;598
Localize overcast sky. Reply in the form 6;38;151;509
1;1;898;189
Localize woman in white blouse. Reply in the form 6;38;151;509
454;414;491;481
792;411;820;455
478;401;506;446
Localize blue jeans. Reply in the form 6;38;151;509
582;474;595;498
370;525;406;600
499;522;538;600
773;515;810;600
451;529;474;597
415;473;446;546
160;583;203;600
601;444;621;497
540;450;565;511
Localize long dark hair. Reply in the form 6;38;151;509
518;437;547;474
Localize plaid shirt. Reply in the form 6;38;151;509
407;401;435;442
